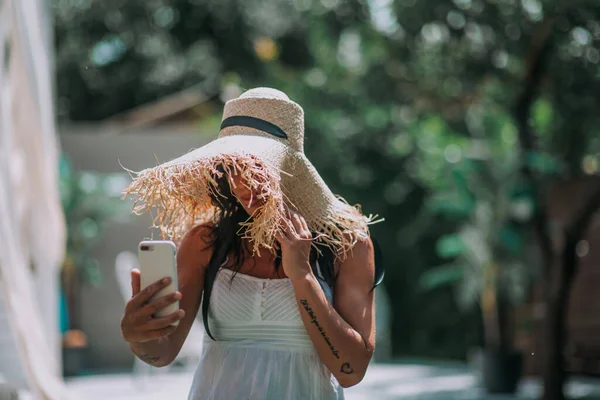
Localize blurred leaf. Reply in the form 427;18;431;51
427;193;474;217
79;218;99;239
418;263;465;291
508;197;534;222
459;224;492;266
364;106;390;129
531;98;554;136
436;234;464;259
83;259;103;288
420;115;447;136
499;225;524;255
387;134;414;157
525;151;563;175
456;268;483;311
60;153;132;286
451;169;476;204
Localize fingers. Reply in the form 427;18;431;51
289;210;311;240
126;277;172;313
290;212;302;233
299;214;310;235
144;309;185;330
279;215;295;241
275;230;289;246
277;204;312;243
144;325;178;340
131;269;141;296
140;292;182;317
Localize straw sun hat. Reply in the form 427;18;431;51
123;87;378;257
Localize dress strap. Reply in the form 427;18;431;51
220;256;229;267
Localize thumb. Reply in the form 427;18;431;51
131;268;141;297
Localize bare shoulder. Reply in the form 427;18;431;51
177;224;215;270
335;235;375;283
333;235;376;324
180;224;215;245
350;236;374;258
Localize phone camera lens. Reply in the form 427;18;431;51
140;245;150;251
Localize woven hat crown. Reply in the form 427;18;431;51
124;86;375;256
219;88;305;152
238;87;290;100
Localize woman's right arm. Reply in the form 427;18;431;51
121;225;214;367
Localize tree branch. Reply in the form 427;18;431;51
515;17;555;149
514;17;556;278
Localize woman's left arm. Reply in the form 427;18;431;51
291;239;375;388
277;210;375;388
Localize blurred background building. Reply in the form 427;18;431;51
59;92;212;370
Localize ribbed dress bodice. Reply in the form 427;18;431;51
187;268;344;400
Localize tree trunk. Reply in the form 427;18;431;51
540;290;568;400
541;307;565;399
541;185;600;400
541;234;579;400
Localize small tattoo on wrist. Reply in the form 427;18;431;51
341;362;354;374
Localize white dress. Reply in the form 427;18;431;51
188;267;345;400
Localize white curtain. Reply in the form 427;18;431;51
0;0;71;398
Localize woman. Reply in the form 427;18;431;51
120;88;382;400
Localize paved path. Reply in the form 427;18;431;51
65;362;600;400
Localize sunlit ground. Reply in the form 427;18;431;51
62;361;600;400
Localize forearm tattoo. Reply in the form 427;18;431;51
300;299;340;359
139;354;160;365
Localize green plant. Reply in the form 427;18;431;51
419;137;539;350
59;154;131;329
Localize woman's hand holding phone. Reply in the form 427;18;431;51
120;269;185;344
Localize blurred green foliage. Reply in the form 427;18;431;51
53;0;600;359
418;143;537;320
59;155;132;286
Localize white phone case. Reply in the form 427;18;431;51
138;240;179;325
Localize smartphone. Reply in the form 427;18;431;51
138;240;179;325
